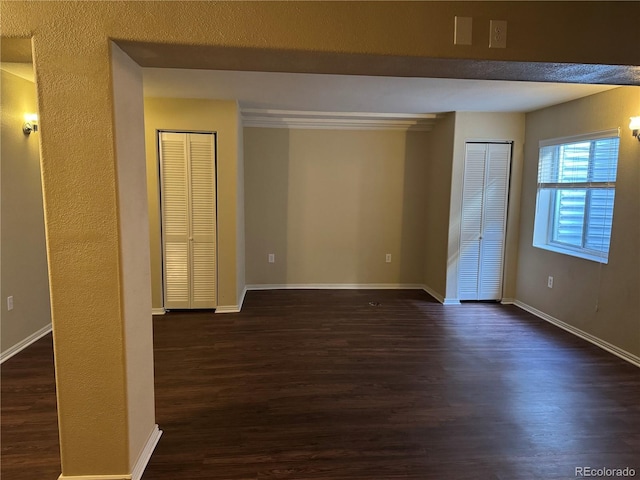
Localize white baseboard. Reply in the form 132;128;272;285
238;285;248;310
151;308;165;316
213;287;249;314
131;424;162;480
421;284;445;303
1;324;52;364
58;474;131;480
246;283;426;291
501;298;516;305
215;305;241;314
57;425;162;480
442;298;461;305
513;300;640;368
245;283;465;306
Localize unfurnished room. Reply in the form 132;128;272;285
1;2;639;480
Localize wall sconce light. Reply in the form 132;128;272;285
630;116;640;142
23;113;39;135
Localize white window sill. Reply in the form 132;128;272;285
533;241;609;264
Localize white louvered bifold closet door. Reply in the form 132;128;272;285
188;134;217;308
160;132;216;309
459;144;486;301
459;143;511;301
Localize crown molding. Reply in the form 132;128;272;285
241;108;437;131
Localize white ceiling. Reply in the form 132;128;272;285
1;62;620;116
0;62;34;82
142;68;618;115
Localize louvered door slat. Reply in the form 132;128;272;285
191;242;216;307
188;133;216;308
478;144;511;300
460;145;486;242
189;134;216;237
478;240;504;299
160;138;189;237
482;144;510;240
459;144;486;300
459;242;481;301
160;132;190;309
164;243;190;306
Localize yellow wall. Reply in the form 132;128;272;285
0;69;51;357
144;97;241;310
236;113;246;305
244;127;429;286
518;87;640;357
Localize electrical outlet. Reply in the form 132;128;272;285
268;253;275;263
489;20;507;48
7;296;14;311
547;276;554;289
385;254;392;263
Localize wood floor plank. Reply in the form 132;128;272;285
1;289;639;479
0;333;60;480
144;290;640;479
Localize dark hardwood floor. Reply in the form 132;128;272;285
1;329;60;479
2;289;639;479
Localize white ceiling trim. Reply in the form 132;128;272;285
241;108;438;131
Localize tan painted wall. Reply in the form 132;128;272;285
423;113;456;299
517;87;640;357
0;70;51;355
236;109;246;304
143;97;240;310
446;112;526;301
244;128;429;286
111;44;156;471
87;3;640;76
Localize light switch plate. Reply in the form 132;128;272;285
454;16;473;46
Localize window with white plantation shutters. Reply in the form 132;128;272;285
533;129;619;263
159;132;217;309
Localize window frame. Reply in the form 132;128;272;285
532;128;620;264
